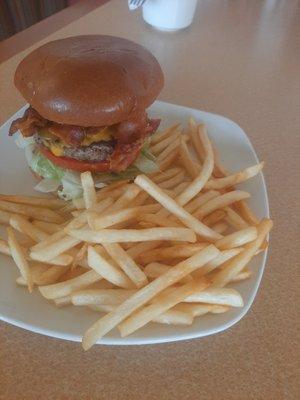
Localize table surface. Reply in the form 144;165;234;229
0;0;299;399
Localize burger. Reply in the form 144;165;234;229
9;35;164;199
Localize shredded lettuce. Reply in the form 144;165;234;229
14;132;159;200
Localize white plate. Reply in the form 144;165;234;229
0;101;269;345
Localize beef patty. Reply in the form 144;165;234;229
34;135;116;162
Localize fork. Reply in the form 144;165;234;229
128;0;147;10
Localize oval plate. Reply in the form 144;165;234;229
0;101;269;345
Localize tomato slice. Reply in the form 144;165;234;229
38;146;110;172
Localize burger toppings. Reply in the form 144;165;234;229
9;106;160;173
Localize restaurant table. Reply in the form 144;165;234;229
0;0;299;399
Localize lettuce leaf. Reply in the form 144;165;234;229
14;132;159;200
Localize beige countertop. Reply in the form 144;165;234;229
0;0;299;399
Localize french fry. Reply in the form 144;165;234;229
71;289;136;306
205;162;264;190
159;170;186;190
32;220;62;234
184;190;219;214
211;222;228;234
67;197;114;230
158;144;180;170
211;219;273;287
0;194;64;209
87;246;134;289
184;287;243;307
134;175;221;241
82;245;219;349
118;278;209;337
230;269;252;282
188;118;205;162
150;129;181;154
224;207;249;230
143;262;193;284
0;238;10;256
175;303;229;317
68;227;197;244
39;270;102;300
30;235;80;262
215;227;257;250
151;167;182;184
156;136;183;163
90;304;194;325
54;296;72;307
102;243;148;288
194;248;243;277
194;190;250;219
178;137;200;179
89;204;160;230
150;123;180;145
81;171;97;209
7;227;33;292
10;215;49;242
126;241;163;259
72;242;88;268
176;125;214;205
0;200;64;223
153;309;193;325
108;185;141;212
139;243;206;265
0;209;26;225
202;210;226;226
137;213;182;228
35;265;69;285
234;200;260;225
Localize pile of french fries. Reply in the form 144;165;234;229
0;119;273;350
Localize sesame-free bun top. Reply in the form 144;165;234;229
14;35;164;127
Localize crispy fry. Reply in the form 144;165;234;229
215;227;257;250
32;220;61;234
126;241;163;259
88;246;134;289
118;278;209;337
0;194;64;209
176;125;214;205
68;227;197;244
0;200;63;223
82;245;219;349
194;190;250;219
224;207;249;230
150;129;181;154
139;243;206;265
178;137;200;179
39;270;102;300
150;124;180;145
135;175;221;241
211;219;273;287
159;170;186;190
10;215;49;242
7;227;33;292
89;204;160;230
202;210;226;226
234;200;260;225
81;171;97;209
71;289;136;306
102;243;148;288
205;162;264;190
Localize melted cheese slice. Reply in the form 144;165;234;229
42;127;113;157
81;128;112;146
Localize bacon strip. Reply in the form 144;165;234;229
9;106;161;147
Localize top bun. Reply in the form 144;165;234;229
14;35;164;127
